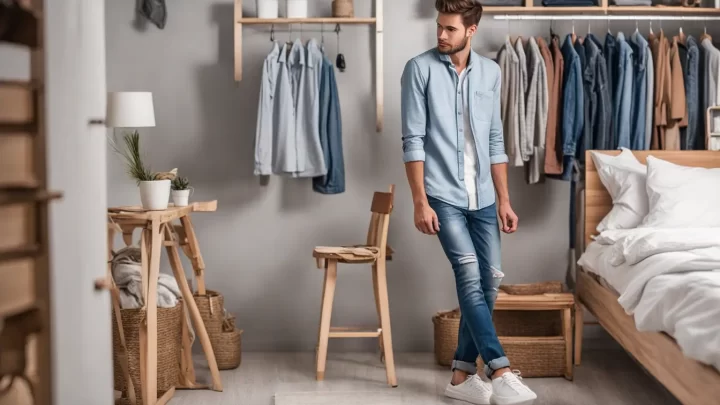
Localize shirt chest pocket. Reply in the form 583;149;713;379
472;90;494;122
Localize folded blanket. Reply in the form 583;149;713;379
111;246;194;343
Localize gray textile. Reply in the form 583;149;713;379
110;246;195;343
138;0;167;29
515;38;529;162
497;37;522;167
645;42;654;150
526;37;548;185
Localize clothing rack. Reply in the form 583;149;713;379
493;14;720;20
234;0;385;132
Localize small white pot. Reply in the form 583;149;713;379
286;0;307;18
171;188;194;207
257;0;279;18
139;180;171;210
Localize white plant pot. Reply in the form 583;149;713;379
139;180;171;210
286;0;307;18
171;188;193;207
258;0;279;18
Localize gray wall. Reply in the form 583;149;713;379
104;0;718;352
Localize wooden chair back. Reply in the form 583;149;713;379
366;185;395;257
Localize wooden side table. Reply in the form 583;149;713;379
104;201;222;405
494;291;582;380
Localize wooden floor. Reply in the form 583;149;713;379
170;349;681;405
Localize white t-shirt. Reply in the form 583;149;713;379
458;68;479;210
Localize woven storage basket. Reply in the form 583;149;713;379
112;301;182;404
193;289;224;336
432;282;567;377
211;321;243;370
332;0;354;17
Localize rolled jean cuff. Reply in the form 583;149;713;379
483;356;510;378
451;360;477;375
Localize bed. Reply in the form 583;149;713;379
577;150;720;405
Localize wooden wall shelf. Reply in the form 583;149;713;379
234;0;385;132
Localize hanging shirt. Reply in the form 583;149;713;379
545;35;564;175
604;33;618;147
665;37;687;151
526;37;548;185
536;36;555;179
629;31;648;150
313;54;345;194
584;33;612;151
614;32;634;149
701;38;720;150
497;37;522;167
515;38;530;162
683;36;700;150
254;42;281;176
644;41;655;150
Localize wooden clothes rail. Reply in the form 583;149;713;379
233;0;384;132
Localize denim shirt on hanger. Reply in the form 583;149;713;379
629;31;648;150
613;32;634;149
313;54;345;194
584;34;612;151
684;36;700;150
604;33;618;148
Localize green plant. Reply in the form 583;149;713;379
109;131;155;185
172;176;190;190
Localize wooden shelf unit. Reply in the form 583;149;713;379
233;0;385;132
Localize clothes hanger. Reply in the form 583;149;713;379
270;24;275;42
700;19;711;42
335;24;345;72
571;19;576;44
678;17;686;44
320;22;325;53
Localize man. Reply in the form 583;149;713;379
400;1;538;404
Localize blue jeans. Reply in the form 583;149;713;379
428;196;510;378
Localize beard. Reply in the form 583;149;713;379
437;37;468;55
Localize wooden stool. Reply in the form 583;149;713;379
312;185;398;387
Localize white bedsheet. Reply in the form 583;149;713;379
578;228;720;372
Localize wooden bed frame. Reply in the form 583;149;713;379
578;150;720;405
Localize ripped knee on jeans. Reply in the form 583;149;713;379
489;266;504;290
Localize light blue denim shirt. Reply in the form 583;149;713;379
401;48;508;210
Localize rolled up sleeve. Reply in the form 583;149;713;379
489;69;509;164
401;59;427;163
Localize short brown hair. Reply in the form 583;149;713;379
435;0;483;27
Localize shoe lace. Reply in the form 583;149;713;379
503;369;528;393
470;375;492;393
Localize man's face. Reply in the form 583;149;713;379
436;13;475;55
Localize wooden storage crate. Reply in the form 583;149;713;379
433;282;578;380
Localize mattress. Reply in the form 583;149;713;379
578;235;720;372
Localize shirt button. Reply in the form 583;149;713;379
458;111;462;115
459;128;464;132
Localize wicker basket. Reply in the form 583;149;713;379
332;0;354;17
193;289;224;336
211;324;243;370
112;302;183;404
432;282;568;377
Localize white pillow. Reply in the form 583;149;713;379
639;156;720;228
596;165;649;231
590;149;647;232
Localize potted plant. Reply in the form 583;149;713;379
171;176;193;207
110;131;172;210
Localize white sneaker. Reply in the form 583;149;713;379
444;374;493;405
490;370;537;405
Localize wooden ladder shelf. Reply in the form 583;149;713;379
233;0;384;132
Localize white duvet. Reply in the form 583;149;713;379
578;228;720;371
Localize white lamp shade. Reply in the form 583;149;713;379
106;91;156;128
